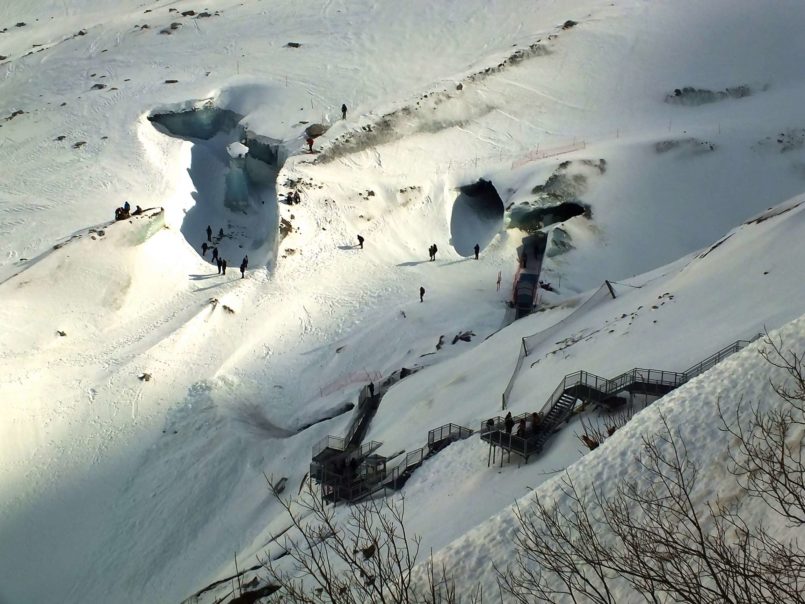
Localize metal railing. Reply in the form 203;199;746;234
312;435;346;458
683;338;756;380
428;423;474;446
486;337;757;464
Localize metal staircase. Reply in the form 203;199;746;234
482;337;757;465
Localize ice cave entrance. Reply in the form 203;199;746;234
449;179;504;257
507;201;586;232
148;106;282;269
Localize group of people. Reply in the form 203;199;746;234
491;411;544;438
114;200;143;221
285;190;302;205
201;225;248;278
205;225;225;243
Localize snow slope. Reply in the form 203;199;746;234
1;1;804;602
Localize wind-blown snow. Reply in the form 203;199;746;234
1;1;804;603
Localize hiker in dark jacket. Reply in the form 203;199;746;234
504;412;514;434
531;412;541;433
516;418;526;437
211;247;219;263
428;244;434;261
293;190;301;205
341;103;347;119
218;227;224;240
206;225;212;242
216;258;222;274
221;259;227;275
357;235;364;249
431;244;438;261
240;255;248;278
474;243;480;260
201;242;208;256
419;286;425;302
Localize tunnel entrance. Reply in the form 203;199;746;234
449;179;504;256
148;106;282;270
148;108;242;140
508;201;587;233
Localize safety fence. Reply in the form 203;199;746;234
318;370;383;398
502;281;617;409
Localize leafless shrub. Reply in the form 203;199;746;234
721;331;805;524
577;405;635;451
260;488;482;603
499;335;805;604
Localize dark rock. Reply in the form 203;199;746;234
72;141;86;148
91;83;106;90
304;123;329;137
57;330;67;337
76;29;87;36
456;82;463;90
181;10;195;16
197;11;212;17
16;22;26;27
164;79;179;84
55;135;65;141
562;19;578;29
285;41;302;48
170;22;181;30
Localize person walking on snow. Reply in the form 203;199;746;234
419;286;425;303
306;137;314;153
221;259;227;275
211;246;219;263
428;245;434;261
240;255;248;279
218;227;224;240
474;243;480;260
431;244;438;261
216;257;222;274
341;103;347;119
206;225;212;242
357;235;364;249
496;270;502;291
201;242;208;256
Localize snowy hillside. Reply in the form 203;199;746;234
1;1;804;603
